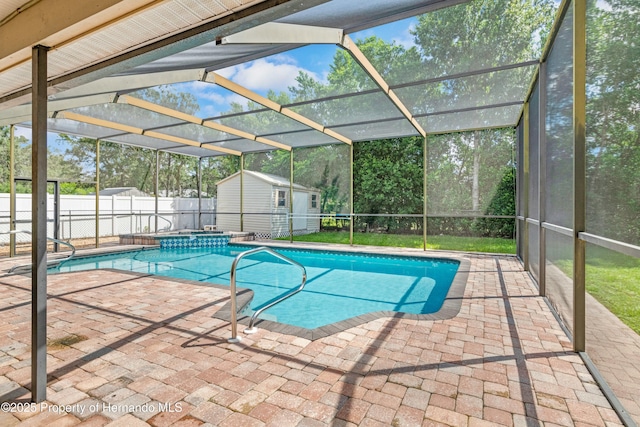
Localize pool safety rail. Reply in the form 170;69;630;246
147;214;172;233
1;229;76;273
228;246;307;343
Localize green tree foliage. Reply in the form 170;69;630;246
473;167;516;238
586;0;640;245
0;126;31;192
353;137;423;233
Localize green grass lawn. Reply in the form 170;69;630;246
279;231;516;254
555;247;640;335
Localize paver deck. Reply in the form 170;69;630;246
0;244;628;426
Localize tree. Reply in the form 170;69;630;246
353;137;424;232
0;126;31;192
585;0;640;244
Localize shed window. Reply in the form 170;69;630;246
276;190;287;207
311;194;318;208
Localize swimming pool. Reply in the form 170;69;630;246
55;244;468;333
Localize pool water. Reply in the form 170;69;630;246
55;245;460;329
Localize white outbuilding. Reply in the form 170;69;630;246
216;170;321;239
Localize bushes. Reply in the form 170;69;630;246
473;168;516;238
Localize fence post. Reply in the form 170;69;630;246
112;195;116;237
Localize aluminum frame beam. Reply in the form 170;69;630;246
117;94;292;151
204;72;352;145
340;35;426;137
56;111;242;156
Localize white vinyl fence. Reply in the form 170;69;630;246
0;193;216;244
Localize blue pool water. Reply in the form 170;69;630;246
55;245;460;329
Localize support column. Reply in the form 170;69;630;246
349;143;354;246
573;0;587;353
95;140;100;247
240;154;244;232
31;44;49;403
9;125;16;257
539;63;548;296
423;135;428;251
198;157;202;229
289;149;294;243
155;150;159;232
523;103;530;271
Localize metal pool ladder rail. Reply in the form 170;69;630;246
228;246;307;343
1;230;76;273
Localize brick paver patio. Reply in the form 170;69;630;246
0;245;626;426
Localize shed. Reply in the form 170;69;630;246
216;171;321;239
98;187;151;197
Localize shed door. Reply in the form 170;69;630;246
293;192;307;230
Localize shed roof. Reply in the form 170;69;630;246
217;170;318;192
98;187;151;197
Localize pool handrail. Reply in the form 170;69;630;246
228;246;307;343
147;214;173;233
1;229;76;273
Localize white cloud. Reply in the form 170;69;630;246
393;22;417;50
219;57;320;94
13;126;31;139
225;93;249;108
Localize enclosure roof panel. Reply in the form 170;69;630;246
1;0;558;154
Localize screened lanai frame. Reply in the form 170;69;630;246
2;1;639;420
0;0;549;255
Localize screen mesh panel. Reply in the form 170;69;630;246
104;133;178;151
277;0;441;31
528;81;540;220
170;145;226;157
426;129;515;219
417;105;522;134
528;222;540;281
159;123;239;143
71;104;184;130
294;144;350;216
287;91;404;128
128;82;220;119
544;5;574;229
217;110;310;136
585;0;640;246
331;118;419;142
222;44;379;101
395;66;537;116
545;229;574;334
360;0;549;87
204;139;276;154
46;118;121;141
265;130;343;148
517;119;525;217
